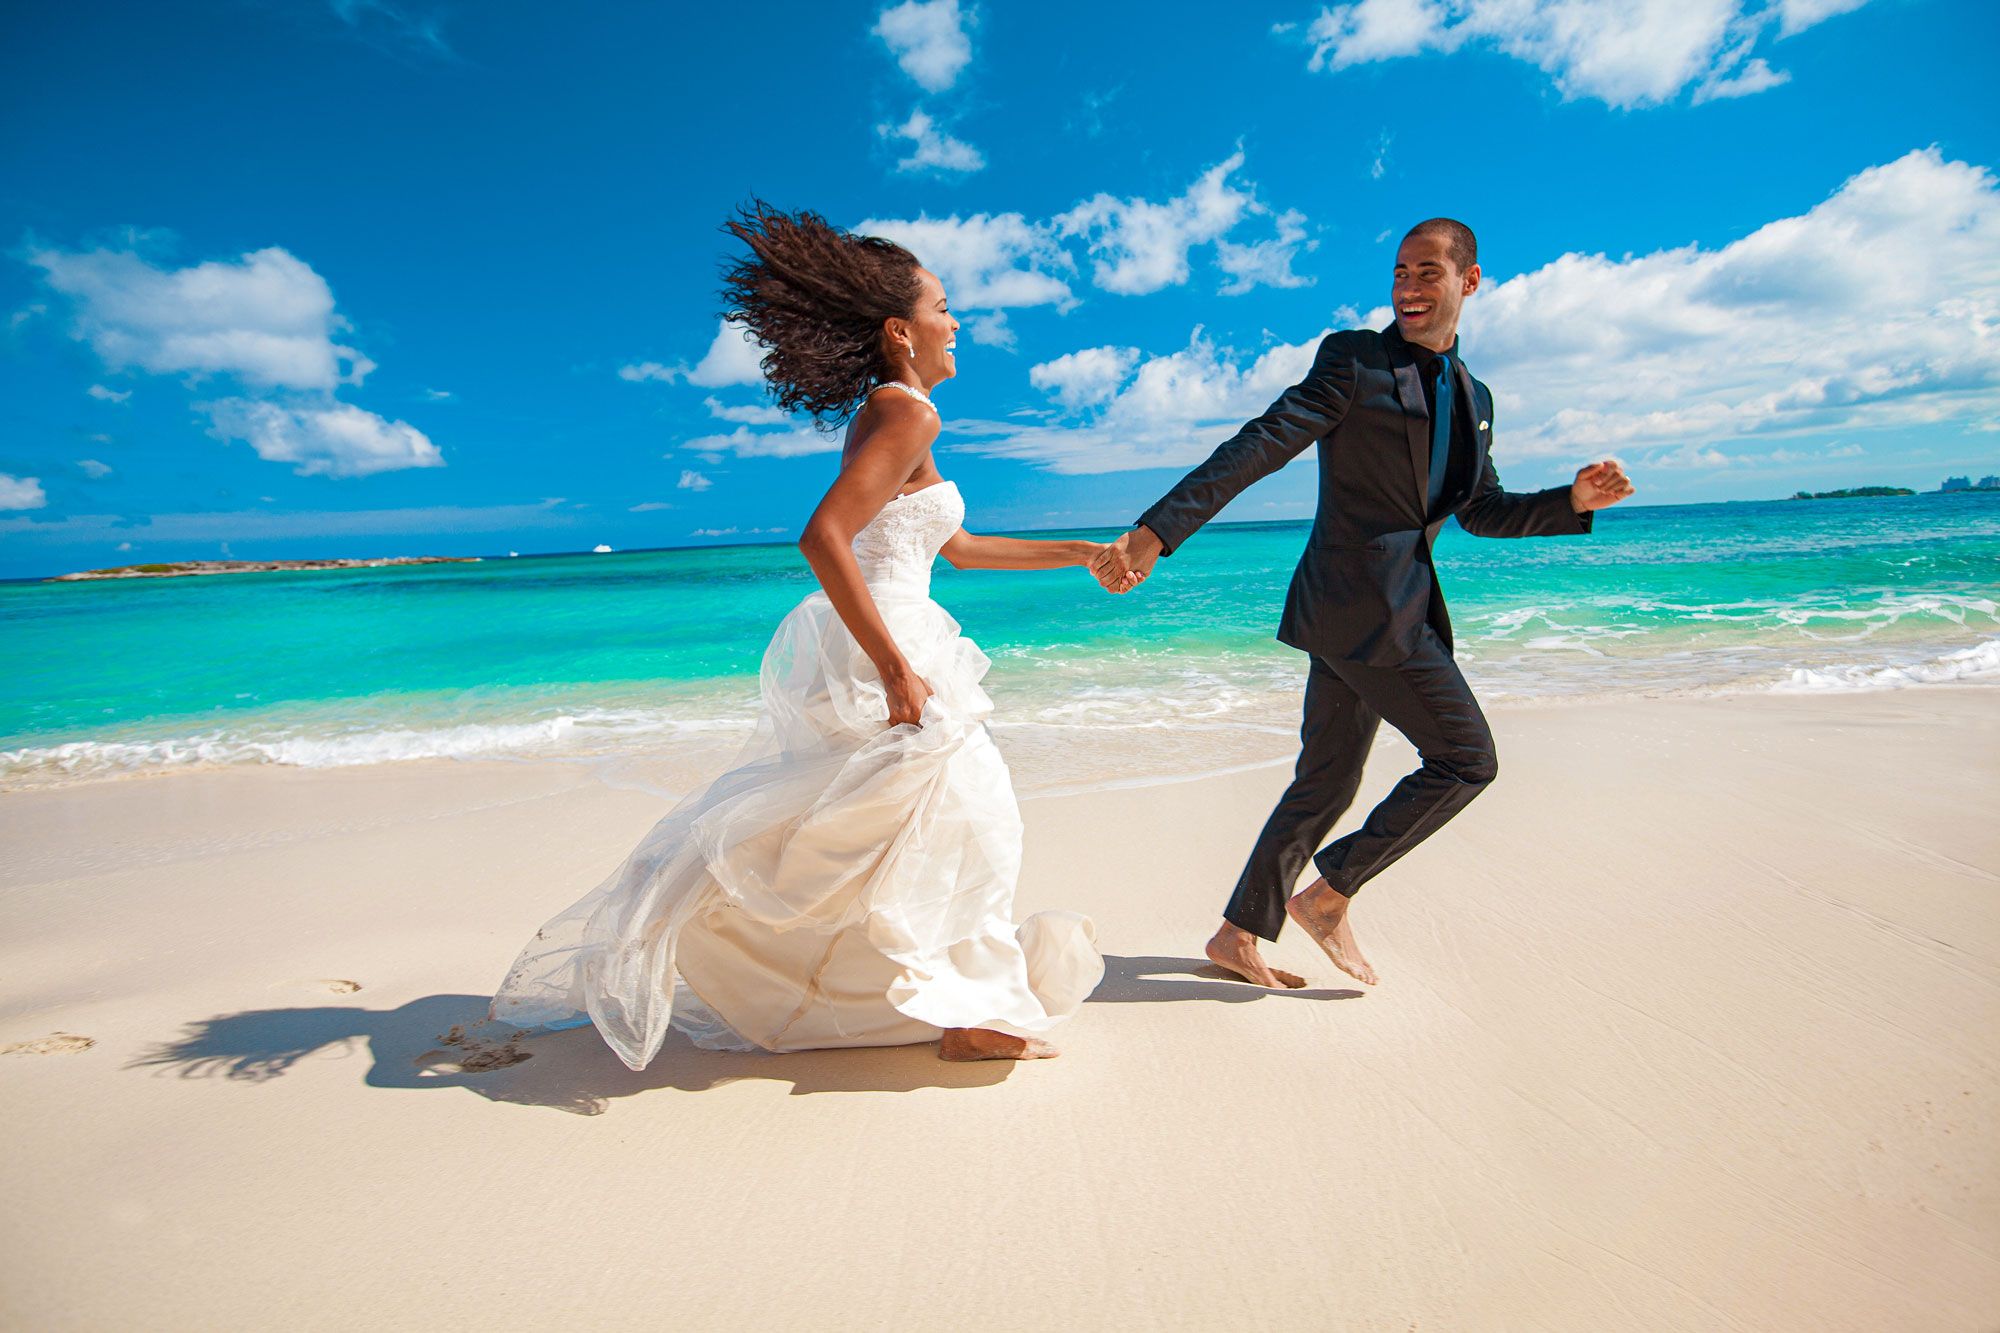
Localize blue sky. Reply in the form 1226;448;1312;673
2;0;1996;578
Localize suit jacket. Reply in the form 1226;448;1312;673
1137;323;1593;665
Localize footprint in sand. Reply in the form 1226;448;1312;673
415;1042;534;1074
2;1032;96;1056
419;1023;536;1073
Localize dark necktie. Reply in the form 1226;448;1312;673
1427;353;1454;516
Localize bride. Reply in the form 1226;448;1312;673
489;202;1116;1069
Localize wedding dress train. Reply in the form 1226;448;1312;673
488;474;1102;1069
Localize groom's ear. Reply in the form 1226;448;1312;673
1462;263;1481;297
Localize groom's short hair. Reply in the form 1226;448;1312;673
1403;218;1477;272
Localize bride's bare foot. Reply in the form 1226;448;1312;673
938;1028;1059;1061
1285;878;1378;985
1204;921;1307;989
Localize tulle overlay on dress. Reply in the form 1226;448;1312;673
488;481;1102;1070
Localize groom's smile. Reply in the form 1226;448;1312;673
1391;227;1482;352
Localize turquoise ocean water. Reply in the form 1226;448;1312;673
3;493;1996;789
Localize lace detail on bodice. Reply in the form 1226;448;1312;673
850;481;963;593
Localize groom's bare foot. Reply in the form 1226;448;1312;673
1204;921;1307;989
938;1028;1059;1061
1286;878;1378;986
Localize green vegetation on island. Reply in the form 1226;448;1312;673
50;556;478;583
1783;475;1999;501
1789;486;1915;500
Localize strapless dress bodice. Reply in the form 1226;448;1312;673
850;480;964;594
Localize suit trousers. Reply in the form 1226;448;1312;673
1223;623;1497;941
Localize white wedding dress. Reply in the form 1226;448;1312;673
489;394;1102;1069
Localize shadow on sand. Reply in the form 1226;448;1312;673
1091;953;1363;1005
124;956;1357;1115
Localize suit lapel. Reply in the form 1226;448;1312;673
1384;327;1432;507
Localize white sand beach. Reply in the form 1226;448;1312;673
2;689;1995;1330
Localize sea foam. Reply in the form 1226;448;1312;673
1771;638;2000;692
0;709;755;786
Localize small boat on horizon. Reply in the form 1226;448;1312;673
592;544;613;554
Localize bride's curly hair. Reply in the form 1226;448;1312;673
718;200;925;426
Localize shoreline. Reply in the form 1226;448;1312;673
4;669;1995;797
2;686;1994;1328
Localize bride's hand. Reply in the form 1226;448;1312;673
883;663;934;728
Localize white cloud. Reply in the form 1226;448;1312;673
880;108;985;174
690;525;785;539
1301;0;1873;109
31;245;373;390
422;387;453;400
77;459;113;479
1454;149;2000;464
1648;445;1734;470
1057;152;1254;295
1776;0;1869;37
967;327;1328;473
855;211;1076;310
623;323;769;390
687;319;766;388
1694;55;1789;102
629;501;675;512
0;474;48;510
1761;441;1865;466
703;395;789;425
32;239;440;479
1370;131;1392;180
874;0;973;92
677;469;713;491
681;425;841;459
860;153;1312;306
204;398;443;478
964;311;1016;349
1217;207;1318;295
618;361;679;383
1028;344;1140;409
116;541;134;552
1308;0;1454;69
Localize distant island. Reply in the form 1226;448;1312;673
1790;486;1915;500
50;556;479;583
1787;474;1998;501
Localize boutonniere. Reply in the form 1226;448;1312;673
1478;419;1490;431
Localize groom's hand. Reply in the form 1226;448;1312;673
1571;460;1635;513
1091;525;1164;594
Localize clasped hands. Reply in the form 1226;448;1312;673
1088;524;1162;595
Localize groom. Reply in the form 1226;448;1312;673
1092;218;1634;988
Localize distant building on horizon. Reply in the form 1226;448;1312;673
1939;475;2000;492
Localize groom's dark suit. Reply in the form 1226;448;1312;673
1136;323;1593;940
